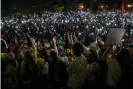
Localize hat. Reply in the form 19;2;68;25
37;58;45;65
66;49;71;53
44;43;50;48
90;42;97;49
58;46;63;50
57;40;63;45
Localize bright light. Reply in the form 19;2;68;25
121;39;125;41
78;3;84;10
106;6;108;8
79;33;81;35
80;5;84;9
127;4;133;8
100;5;104;9
91;33;94;35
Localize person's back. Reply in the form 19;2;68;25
84;49;107;89
19;51;39;89
67;55;86;89
106;56;122;88
67;43;86;89
2;52;18;89
117;48;132;89
95;60;108;89
102;47;122;89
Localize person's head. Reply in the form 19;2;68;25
87;49;98;63
24;51;34;62
50;49;59;62
57;35;62;40
7;52;15;60
72;43;83;57
27;41;32;48
6;52;17;67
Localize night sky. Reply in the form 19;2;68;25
1;0;122;9
1;0;132;16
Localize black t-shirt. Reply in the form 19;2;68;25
49;60;68;86
22;62;39;81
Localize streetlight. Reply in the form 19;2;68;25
127;4;132;8
78;3;84;10
100;5;104;9
80;5;84;9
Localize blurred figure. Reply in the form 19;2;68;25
102;46;122;89
85;49;105;89
49;50;68;89
116;48;132;89
19;51;39;89
67;43;86;89
36;57;49;89
2;52;18;89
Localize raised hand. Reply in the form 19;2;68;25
52;37;56;44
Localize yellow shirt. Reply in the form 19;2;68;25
0;53;6;60
31;47;38;64
86;62;99;81
17;48;28;61
106;56;122;88
37;58;45;65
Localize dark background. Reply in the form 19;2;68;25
1;0;131;16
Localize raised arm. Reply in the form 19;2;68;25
101;46;111;61
26;33;37;58
70;33;74;45
73;33;79;43
67;32;72;46
52;38;59;55
26;33;36;49
1;39;8;49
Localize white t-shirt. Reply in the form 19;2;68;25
67;55;87;89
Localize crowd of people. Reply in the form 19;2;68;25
1;10;133;89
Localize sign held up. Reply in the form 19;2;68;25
104;28;126;47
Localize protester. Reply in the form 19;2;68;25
1;10;133;89
67;43;86;89
116;48;132;89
